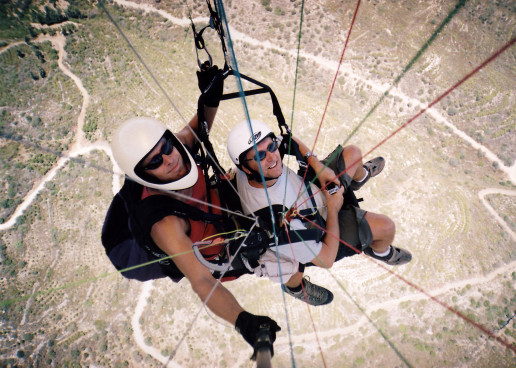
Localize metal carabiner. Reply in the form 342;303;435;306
190;20;213;69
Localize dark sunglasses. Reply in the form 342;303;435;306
143;137;174;170
244;140;279;162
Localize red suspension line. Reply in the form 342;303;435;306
298;36;516;209
295;0;362;201
296;211;516;353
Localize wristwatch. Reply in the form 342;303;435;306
304;151;317;161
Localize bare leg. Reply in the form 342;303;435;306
364;212;395;253
342;145;368;181
285;271;303;288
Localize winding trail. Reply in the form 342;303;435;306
0;33;121;231
0;23;162;364
0;2;514;366
131;281;183;368
48;33;88;150
479;188;516;242
112;0;516;184
276;259;516;345
0;28;166;364
0;41;26;55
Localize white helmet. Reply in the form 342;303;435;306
111;117;198;191
227;119;275;166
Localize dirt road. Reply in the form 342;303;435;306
1;3;514;365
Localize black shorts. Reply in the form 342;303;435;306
307;145;373;260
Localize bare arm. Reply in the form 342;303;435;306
289;136;343;267
290;136;339;188
150;215;243;325
311;186;344;268
175;106;218;150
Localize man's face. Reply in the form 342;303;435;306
140;137;187;183
243;136;283;182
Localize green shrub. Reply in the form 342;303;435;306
274;6;285;16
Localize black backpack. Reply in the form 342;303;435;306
101;178;233;282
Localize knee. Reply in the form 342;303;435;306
369;213;396;238
343;145;362;162
383;216;395;236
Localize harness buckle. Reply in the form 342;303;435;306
284;206;299;222
297;160;308;170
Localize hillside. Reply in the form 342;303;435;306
0;0;515;367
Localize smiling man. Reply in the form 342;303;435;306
108;68;280;357
227;120;412;305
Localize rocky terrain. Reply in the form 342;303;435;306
0;1;515;367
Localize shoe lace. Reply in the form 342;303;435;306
302;277;325;301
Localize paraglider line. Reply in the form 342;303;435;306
0;240;230;308
281;218;328;368
214;0;299;365
286;220;413;367
295;0;361;203
165;221;264;364
342;0;468;146
296;35;516;210
296;212;516;353
282;0;306;210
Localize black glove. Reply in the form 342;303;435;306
235;311;281;358
196;62;224;107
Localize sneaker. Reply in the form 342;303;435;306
364;246;412;266
349;157;385;191
282;277;334;306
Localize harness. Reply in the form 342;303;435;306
102;0;360;282
187;2;363;274
102;174;245;282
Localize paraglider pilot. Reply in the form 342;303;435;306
110;66;280;358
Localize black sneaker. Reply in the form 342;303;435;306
364;246;412;266
282;277;334;306
349;157;385;191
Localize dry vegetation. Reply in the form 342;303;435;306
0;0;515;367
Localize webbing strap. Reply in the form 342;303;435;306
278;227;323;245
220;70;288;134
300;180;326;231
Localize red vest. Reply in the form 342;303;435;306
142;166;223;259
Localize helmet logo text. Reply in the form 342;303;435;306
248;132;262;145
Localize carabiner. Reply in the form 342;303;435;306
191;20;213;69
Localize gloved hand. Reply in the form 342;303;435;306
235;311;281;358
196;62;224;107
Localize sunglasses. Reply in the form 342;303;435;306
244;140;279;162
143;137;174;171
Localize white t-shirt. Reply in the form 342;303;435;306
236;165;327;264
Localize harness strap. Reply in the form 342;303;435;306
138;194;229;229
237;228;270;269
279;133;304;165
277;228;324;246
253;205;287;232
301;178;326;229
190;21;213;69
220;70;288;134
207;0;229;68
114;179;184;279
